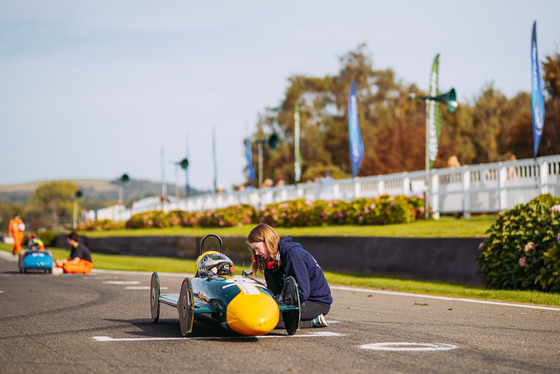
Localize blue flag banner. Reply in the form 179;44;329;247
348;80;364;178
246;137;255;185
531;20;545;159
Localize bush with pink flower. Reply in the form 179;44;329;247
108;195;425;230
476;194;560;292
258;195;423;227
79;219;126;231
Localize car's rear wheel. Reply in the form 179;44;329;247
150;272;160;323
281;276;300;335
178;278;194;336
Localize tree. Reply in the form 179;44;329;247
540;52;560;156
498;92;533;159
249;46;560;186
0;201;25;232
26;181;79;230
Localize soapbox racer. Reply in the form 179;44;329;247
150;234;300;336
18;237;54;273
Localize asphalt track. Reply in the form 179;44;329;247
0;253;559;373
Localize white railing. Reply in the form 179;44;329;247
97;154;560;222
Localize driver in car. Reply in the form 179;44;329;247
196;252;234;277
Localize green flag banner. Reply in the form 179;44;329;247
294;101;302;184
427;54;441;168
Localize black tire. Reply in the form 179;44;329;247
281;276;300;335
150;272;160;323
178;278;194;336
19;268;22;273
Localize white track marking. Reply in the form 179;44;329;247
125;286;168;290
331;286;560;311
360;342;457;351
93;269;193;277
0;251;18;262
85;269;559;311
93;331;343;342
102;281;140;285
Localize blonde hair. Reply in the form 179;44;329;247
248;223;280;275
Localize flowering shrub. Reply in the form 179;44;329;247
259;195;423;227
198;204;257;227
125;211;169;229
36;230;59;247
126;205;256;229
114;195;425;230
476;194;560;292
79;219;126;231
259;199;330;227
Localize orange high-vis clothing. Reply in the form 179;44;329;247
8;218;24;255
60;259;94;274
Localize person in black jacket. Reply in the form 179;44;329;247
248;223;332;328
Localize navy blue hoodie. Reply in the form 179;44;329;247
264;236;332;308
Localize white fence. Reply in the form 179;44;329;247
97;154;560;222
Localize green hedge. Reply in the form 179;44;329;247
123;204;257;229
476;194;560;293
87;195;423;231
81;219;126;231
36;230;60;247
259;195;424;227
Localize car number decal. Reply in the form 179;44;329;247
237;282;260;295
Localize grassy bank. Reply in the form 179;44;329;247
2;241;559;307
79;215;496;238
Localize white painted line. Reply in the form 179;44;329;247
93;331;343;342
87;269;560;311
93;269;194;277
102;281;140;285
0;251;18;262
125;286;168;290
360;342;457;352
331;286;560;311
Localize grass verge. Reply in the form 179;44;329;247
2;242;558;307
79;215;496;238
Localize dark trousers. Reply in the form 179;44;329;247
277;300;330;329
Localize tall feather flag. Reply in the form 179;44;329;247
348;80;364;178
531;21;545;159
426;54;441;168
246;137;255;186
294;101;302;184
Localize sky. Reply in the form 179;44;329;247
1;0;559;192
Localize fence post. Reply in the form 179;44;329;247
403;174;411;195
333;184;340;200
354;179;361;199
462;168;471;218
431;173;439;219
540;160;549;195
499;165;507;210
378;179;384;196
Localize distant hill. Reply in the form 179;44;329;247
0;179;209;209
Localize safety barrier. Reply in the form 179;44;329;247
97;154;560;222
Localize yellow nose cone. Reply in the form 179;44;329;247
226;292;279;336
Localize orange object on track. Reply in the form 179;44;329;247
61;259;94;274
